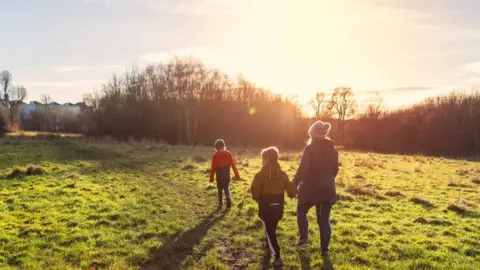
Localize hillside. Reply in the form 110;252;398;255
0;136;479;269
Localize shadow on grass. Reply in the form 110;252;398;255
141;210;229;270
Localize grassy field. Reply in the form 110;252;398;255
0;135;479;269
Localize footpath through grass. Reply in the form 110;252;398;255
0;136;479;269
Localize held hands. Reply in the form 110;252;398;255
287;190;298;199
206;182;215;190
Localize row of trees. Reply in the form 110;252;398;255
81;58;307;148
307;87;480;156
346;91;480;156
3;59;479;156
308;87;359;145
81;57;480;156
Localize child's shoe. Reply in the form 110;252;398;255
321;249;329;257
262;241;271;253
226;200;232;209
296;238;309;248
272;257;283;267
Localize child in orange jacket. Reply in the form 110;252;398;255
210;139;240;209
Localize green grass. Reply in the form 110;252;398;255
0;136;479;269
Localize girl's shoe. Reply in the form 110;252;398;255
296;238;309;248
272;257;283;267
263;245;272;254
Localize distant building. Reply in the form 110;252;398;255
18;101;83;121
19;101;39;121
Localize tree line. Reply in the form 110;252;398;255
80;56;479;156
80;58;305;148
2;58;479;157
307;86;480;156
346;91;480;156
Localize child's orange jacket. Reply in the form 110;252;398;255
210;150;240;184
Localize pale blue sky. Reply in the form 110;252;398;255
1;0;480;108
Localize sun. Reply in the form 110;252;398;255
224;1;359;99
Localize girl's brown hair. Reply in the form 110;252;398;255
261;146;279;163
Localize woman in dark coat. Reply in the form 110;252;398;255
293;121;339;256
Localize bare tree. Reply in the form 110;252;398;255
191;65;209;147
0;71;12;104
83;92;100;110
11;86;27;124
169;57;209;145
41;94;52;107
0;71;13;116
13;86;27;101
363;92;384;119
309;91;332;119
330;87;356;145
0;71;28;126
41;94;53;130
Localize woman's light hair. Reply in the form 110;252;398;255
261;146;279;163
307;121;331;144
308;121;331;138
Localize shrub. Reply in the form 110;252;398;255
7;168;24;179
7;166;46;179
26;166;46;176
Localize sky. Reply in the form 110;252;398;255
1;0;480;109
